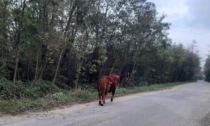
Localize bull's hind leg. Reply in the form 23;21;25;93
98;93;103;106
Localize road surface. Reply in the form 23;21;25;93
1;81;210;126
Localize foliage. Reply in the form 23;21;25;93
0;0;201;102
0;78;61;100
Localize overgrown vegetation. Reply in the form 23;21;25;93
0;78;62;100
0;81;187;114
0;0;201;113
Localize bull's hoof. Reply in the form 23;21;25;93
99;102;104;106
99;103;104;106
111;99;113;102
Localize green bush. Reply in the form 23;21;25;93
0;78;19;100
0;78;62;100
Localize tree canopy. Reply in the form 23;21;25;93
0;0;201;89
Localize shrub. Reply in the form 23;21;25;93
0;78;62;100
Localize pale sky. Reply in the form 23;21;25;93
149;0;210;68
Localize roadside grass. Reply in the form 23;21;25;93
0;82;188;114
116;82;185;96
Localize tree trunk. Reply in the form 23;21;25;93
34;46;42;81
1;46;3;59
34;50;39;81
109;59;117;75
27;60;30;81
13;0;26;84
52;45;65;84
13;57;19;83
52;2;77;84
74;57;84;89
39;64;46;80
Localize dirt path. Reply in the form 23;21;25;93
1;81;210;126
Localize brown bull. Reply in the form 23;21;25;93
97;73;120;106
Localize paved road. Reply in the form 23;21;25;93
1;81;210;126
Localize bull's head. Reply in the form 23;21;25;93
110;73;120;83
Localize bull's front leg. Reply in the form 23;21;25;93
102;91;106;105
111;87;116;102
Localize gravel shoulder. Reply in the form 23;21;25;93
1;81;210;126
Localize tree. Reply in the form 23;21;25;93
0;0;201;89
204;54;210;82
